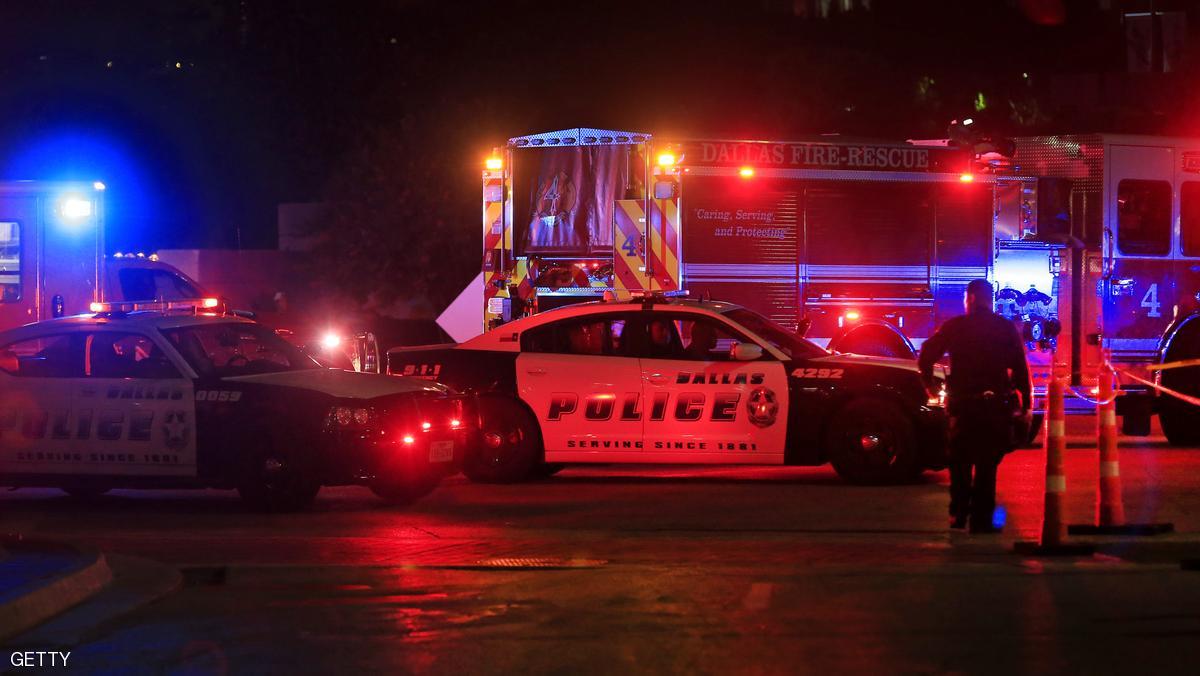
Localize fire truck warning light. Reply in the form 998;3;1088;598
59;196;94;221
738;166;755;178
485;157;503;170
657;152;677;167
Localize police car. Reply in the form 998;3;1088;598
0;300;468;510
389;296;947;485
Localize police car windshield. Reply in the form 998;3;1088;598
722;308;827;359
161;322;320;378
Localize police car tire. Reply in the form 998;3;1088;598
61;484;111;499
463;398;542;484
370;473;441;506
236;448;321;512
825;397;921;485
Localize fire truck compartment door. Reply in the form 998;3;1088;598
41;198;100;320
1105;145;1175;357
0;196;38;329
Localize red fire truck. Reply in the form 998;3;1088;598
474;129;1200;444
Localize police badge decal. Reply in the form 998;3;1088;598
746;386;778;427
162;411;190;450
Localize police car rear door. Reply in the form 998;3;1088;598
516;312;644;460
0;329;196;478
638;310;788;462
80;331;197;477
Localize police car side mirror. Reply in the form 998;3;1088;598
731;342;763;361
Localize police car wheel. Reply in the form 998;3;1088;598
370;473;441;506
463;398;542;484
825;398;920;485
236;453;321;512
61;484;111;499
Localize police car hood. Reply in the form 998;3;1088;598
809;352;947;379
224;369;449;399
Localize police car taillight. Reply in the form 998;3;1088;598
328;406;375;429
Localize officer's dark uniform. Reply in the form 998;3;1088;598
919;282;1031;532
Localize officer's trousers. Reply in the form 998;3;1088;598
948;395;1015;529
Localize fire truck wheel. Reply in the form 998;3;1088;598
60;483;111;499
237;447;321;512
1160;397;1200;446
1160;324;1200;446
370;472;441;506
831;325;915;359
1020;413;1044;448
825;397;921;485
463;398;542;484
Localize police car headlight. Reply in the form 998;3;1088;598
334;407;354;426
353;408;371;426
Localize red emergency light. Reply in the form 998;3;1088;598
738;167;755;179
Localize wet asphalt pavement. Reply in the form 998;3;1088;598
3;418;1200;675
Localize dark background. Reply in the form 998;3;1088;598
0;0;1196;311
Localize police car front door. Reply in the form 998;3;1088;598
639;313;788;463
516;314;644;460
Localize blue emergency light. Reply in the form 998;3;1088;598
59;195;93;220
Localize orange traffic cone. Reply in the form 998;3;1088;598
1015;363;1094;556
1069;363;1173;536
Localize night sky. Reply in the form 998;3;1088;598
0;0;1196;306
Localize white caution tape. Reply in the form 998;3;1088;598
1119;369;1200;408
1046;475;1066;494
1100;461;1120;478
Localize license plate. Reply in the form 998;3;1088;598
429;440;455;463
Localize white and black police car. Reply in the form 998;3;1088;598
0;300;468;510
389;296;947;485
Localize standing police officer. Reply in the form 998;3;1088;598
919;279;1032;533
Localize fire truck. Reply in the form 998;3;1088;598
473;129;1200;444
0;181;212;330
1;181;107;329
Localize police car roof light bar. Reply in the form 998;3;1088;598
628;289;690;307
90;297;225;317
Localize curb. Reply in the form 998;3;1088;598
0;538;114;643
7;553;183;649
